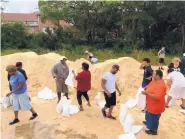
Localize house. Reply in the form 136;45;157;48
1;12;71;33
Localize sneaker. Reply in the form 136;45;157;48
29;113;38;120
107;115;116;120
145;130;157;135
9;119;20;125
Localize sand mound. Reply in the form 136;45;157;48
1;52;185;139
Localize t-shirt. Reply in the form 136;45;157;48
167;71;185;88
76;70;91;92
169;62;185;75
158;49;165;58
103;72;117;93
145;80;166;114
9;71;27;94
90;57;98;63
8;68;28;81
181;57;185;64
142;66;153;85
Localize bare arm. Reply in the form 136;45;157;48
101;79;111;96
7;82;24;96
166;80;172;90
116;82;121;96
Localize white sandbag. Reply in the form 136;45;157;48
119;104;128;126
69;105;80;115
131;126;143;134
123;114;135;133
125;98;137;108
38;87;57;100
136;87;146;110
94;92;101;104
118;133;136;139
1;97;11;108
61;98;72;117
56;98;65;114
65;69;75;88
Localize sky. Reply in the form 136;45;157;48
2;0;39;13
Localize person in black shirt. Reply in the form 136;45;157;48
140;58;153;88
8;62;28;91
168;58;185;76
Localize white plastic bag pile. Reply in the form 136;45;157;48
0;95;13;108
37;87;57;100
65;69;76;88
56;96;79;117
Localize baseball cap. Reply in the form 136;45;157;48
183;53;185;56
60;56;67;61
112;64;120;70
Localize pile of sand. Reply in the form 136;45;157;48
1;52;185;139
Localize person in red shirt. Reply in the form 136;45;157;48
142;70;166;135
73;62;91;111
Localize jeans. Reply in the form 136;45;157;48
145;111;161;130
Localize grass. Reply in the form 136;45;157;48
1;47;176;65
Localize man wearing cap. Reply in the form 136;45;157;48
101;64;121;120
51;56;69;102
181;53;185;64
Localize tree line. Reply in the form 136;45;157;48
2;1;185;55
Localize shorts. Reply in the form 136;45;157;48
159;58;164;63
145;111;161;130
169;87;185;99
12;90;32;111
104;91;116;108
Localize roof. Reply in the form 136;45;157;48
1;13;38;22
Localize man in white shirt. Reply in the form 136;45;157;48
101;65;121;120
166;68;185;109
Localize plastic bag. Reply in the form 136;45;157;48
136;87;146;110
2;97;11;108
125;98;137;108
118;133;136;139
69;105;80;115
123;114;135;133
119;104;128;126
65;69;75;87
94;92;101;105
38;87;57;100
56;98;64;114
62;99;72;117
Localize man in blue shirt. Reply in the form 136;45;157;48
6;65;38;125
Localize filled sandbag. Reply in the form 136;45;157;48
38;87;57;100
119;104;128;126
136;87;146;110
118;133;136;139
94;92;101;104
123;114;135;133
